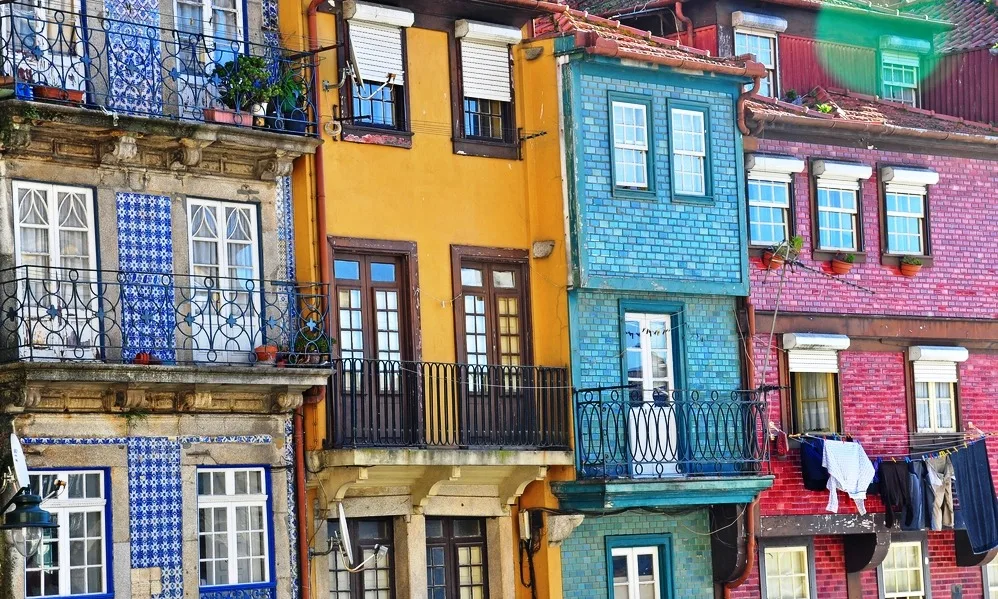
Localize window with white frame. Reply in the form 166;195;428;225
612;101;650;189
748;177;791;246
881;51;920;107
880;541;925;599
909;346;966;434
763;546;811;599
611;546;660;599
343;1;413;130
735;29;777;96
175;0;241;41
624;312;674;397
197;468;270;588
885;191;925;255
455;20;520;143
813;161;872;253
985;559;998;599
670;108;707;196
13;181;96;276
25;470;107;598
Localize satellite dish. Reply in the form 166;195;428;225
347;40;365;89
338;503;354;567
10;432;29;490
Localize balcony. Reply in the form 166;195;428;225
553;385;773;510
0;2;316;135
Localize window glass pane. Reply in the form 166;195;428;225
493;270;515;289
426;519;444;539
461;268;484;287
371;262;396;283
454;519;481;537
334;260;360;280
797;372;835;433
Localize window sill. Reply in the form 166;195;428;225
671;193;715;205
811;250;867;264
881;253;934;268
341;124;414;149
613;186;656;201
453;137;519;160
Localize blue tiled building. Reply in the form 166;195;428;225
539;10;774;599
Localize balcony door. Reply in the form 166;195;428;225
4;0;85;96
186;199;260;363
173;0;244;119
624;312;678;477
11;181;97;360
332;251;414;446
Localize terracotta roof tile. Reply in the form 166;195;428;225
898;0;998;51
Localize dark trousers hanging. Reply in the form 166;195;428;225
951;440;998;554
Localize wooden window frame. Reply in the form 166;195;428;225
779;353;844;436
877;169;934;268
666;100;713;204
983;558;998;599
747;174;796;254
879;51;921;108
733;28;779;98
905;360;962;450
425;518;489;599
450;245;532;367
329;237;421;362
792;371;840;435
449;32;519;160
603;533;674;599
878;534;931;599
328;517;395;599
336;14;414;147
759;538;816;599
808;158;868;263
609;91;655;200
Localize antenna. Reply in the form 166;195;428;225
338;503;354;567
347;40;365;89
10;433;29;491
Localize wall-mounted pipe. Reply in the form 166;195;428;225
737;76;762;136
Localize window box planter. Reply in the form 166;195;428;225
830;253;855;275
253;344;278;364
900;256;922;277
32;85;84;104
203;108;253;127
761;251;785;270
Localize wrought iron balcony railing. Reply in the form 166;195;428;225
0;266;331;366
328;358;572;450
0;2;316;134
575;385;769;480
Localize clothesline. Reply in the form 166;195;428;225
768;421;993;461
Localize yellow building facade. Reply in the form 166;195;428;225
279;1;572;597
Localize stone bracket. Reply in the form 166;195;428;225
171;138;212;170
411;466;462;512
256;150;294;180
844;530;891;573
1;385;41;413
317;466;369;501
498;466;547;509
178;387;213;412
100;133;139;165
547;514;585;546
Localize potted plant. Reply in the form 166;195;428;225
762;235;803;270
132;351;153;365
900;255;922;277
253;343;279;364
292;334;332;365
830;253;855;275
207;55;275;127
266;66;308;134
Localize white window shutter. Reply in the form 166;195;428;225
913;361;958;383
788;349;839;373
461;40;512;102
349;21;405;85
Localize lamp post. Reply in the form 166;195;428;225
1;486;58;558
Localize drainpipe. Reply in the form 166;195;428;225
737;76;761;136
674;1;694;47
723;499;759;599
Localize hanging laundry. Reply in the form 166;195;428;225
902;461;931;531
926;455;955;530
951;440;998;554
822;439;876;515
879;460;913;528
800;437;829;492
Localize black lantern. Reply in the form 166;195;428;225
1;488;58;558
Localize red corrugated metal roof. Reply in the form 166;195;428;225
897;0;998;51
746;86;998;138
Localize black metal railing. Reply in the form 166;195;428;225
0;266;330;365
0;2;316;134
328;358;571;450
575;385;769;480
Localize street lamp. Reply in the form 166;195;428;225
1;433;58;558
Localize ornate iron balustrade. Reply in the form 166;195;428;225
0;266;330;366
575;385;769;480
0;1;316;134
328;358;571;450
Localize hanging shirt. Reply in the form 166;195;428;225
879;461;913;528
951;440;998;554
926;455;955;530
800;437;830;492
822;439;876;514
902;461;930;531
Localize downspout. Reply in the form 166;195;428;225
674;1;694;47
723;499;759;599
737;76;761;136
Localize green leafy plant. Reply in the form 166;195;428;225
901;255;922;266
271;66;306;112
834;252;856;264
215;55;275;110
815;103;834;114
294;333;332;355
783;89;799;103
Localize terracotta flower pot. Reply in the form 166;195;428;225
254;344;279;363
762;251;785;270
133;352;153;365
830;259;853;275
204;107;253;127
33;85;84;104
900;263;922;277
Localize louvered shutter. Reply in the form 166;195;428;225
461;41;511;102
788;350;839;373
913;361;958;383
349;21;405;84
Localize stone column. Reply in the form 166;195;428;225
487;515;516;599
395;513;427;599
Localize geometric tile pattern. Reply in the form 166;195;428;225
283;415;300;599
262;0;279;31
116;192;176;363
275;176;296;281
104;0;163;114
22;434;278;599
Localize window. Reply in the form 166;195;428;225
426;518;488;599
880;541;925;599
453;250;529;367
785;341;843;434
343;2;413;131
13;181;96;275
909;346;966;435
885;191;925;255
611;100;650;190
455;20;521;145
329;519;393;599
669;107;708;198
914;381;955;433
748;178;791;246
792;372;839;433
763;546;811;599
624;312;675;396
816;186;858;251
881;52;920;107
333;253;408;364
25;470;108;598
984;559;998;598
174;0;242;70
735;29;777;96
12;0;80;58
197;468;270;588
611;546;660;599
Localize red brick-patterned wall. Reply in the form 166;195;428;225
749;139;998;320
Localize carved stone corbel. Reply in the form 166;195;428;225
256;151;294;180
547;515;585;546
171;138;211;170
178;390;212;411
100;134;139;166
272;391;304;413
1;122;32;152
2;386;41;412
119;389;150;411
